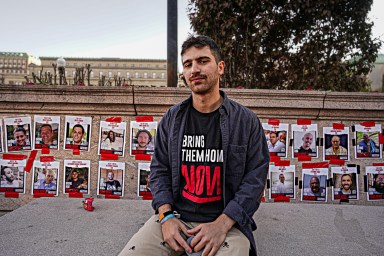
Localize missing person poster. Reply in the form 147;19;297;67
64;116;92;151
4;116;32;152
354;124;382;159
33;115;60;150
366;165;384;201
32;160;60;196
98;120;127;157
262;123;288;158
97;161;125;197
0;119;3;153
63;159;90;194
331;166;358;201
269;164;295;199
292;124;318;158
301;168;327;202
137;162;152;199
130;121;157;156
0;159;26;194
323;126;349;161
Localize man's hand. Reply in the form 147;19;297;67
187;214;235;256
161;217;192;254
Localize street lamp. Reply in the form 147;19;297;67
56;57;67;85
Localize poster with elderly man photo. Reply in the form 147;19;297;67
292;124;318;158
354;124;382;159
4;116;32;152
301;168;327;202
0;159;26;194
366;165;384;201
130;121;157;156
33;115;60;150
331;166;358;201
32;160;60;196
323;126;350;161
262;123;288;158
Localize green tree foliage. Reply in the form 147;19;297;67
187;0;382;91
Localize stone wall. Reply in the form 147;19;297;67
0;85;383;210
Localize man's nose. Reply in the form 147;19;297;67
191;62;201;75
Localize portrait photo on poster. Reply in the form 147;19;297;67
130;121;158;156
292;124;318;158
269;165;295;199
137;162;152;198
98;120;127;157
0;120;3;153
33;115;60;150
32;160;60;196
63;159;90;194
0;159;26;194
354;124;382;159
301;168;328;202
97;161;125;197
4;116;32;152
323;126;349;161
366;165;384;201
262;123;288;158
331;166;358;200
64;116;92;151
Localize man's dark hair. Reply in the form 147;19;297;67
14;126;26;134
135;129;152;143
40;124;52;132
181;35;223;63
72;124;84;134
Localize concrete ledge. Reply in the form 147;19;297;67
0;198;382;256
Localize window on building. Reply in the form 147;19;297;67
107;64;110;67
99;71;103;77
117;72;121;77
135;72;139;78
161;73;165;79
147;64;150;68
91;71;94;78
152;73;156;79
123;64;126;68
131;64;135;68
144;72;148;78
115;64;118;67
108;71;112;78
98;64;101;67
140;64;143;68
127;72;130;78
72;71;76;77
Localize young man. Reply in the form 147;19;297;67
71;124;85;145
120;35;269;256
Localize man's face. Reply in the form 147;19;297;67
310;177;320;193
182;46;224;95
270;133;278;145
45;171;55;184
341;175;352;191
108;172;114;180
279;174;285;183
137;132;150;149
71;171;79;180
41;126;53;144
302;134;313;149
4;168;14;181
72;127;84;144
14;131;26;146
374;174;384;192
363;134;369;142
331;136;340;149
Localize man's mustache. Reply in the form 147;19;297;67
189;74;207;81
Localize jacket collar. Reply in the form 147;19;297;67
180;90;229;115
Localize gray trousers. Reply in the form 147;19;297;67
119;215;250;256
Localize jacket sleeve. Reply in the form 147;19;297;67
222;114;269;230
150;109;175;212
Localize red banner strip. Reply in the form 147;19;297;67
329;159;345;166
135;154;152;161
297;119;311;125
40;156;54;162
2;154;28;160
261;196;265;203
274;196;290;202
25;150;38;173
302;162;329;169
298;155;312;162
101;153;119;161
332;123;345;130
69;192;84;198
136;116;154;122
275;160;291;166
379;134;384;145
105;194;120;199
41;148;50;154
73;149;80;155
372;163;384;166
33;193;55;198
269;156;281;163
106;116;122;123
5;192;19;198
268;119;280;126
142;195;153;200
359;121;375;127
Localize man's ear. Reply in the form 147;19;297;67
218;61;225;76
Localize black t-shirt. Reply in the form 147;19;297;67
175;106;224;222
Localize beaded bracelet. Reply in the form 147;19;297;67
160;214;175;225
159;210;173;222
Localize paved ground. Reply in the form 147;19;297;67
0;198;383;256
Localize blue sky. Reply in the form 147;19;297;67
0;0;383;65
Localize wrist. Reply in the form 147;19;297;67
216;214;235;232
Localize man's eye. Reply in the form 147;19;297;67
184;63;191;68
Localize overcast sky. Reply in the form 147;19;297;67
0;0;383;66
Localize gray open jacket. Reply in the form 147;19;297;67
150;90;269;255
